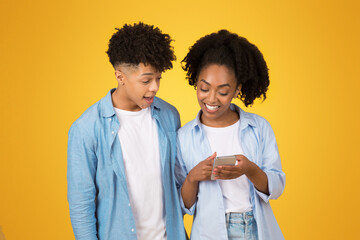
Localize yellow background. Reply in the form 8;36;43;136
1;0;360;239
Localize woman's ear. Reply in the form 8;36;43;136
234;84;242;98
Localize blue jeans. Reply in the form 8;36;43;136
226;211;258;240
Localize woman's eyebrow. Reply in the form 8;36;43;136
200;79;210;85
200;79;230;88
217;83;230;88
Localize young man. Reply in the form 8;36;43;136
67;22;186;240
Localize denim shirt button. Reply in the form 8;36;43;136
131;228;134;232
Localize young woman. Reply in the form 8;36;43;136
176;30;285;240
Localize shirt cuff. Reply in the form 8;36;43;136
255;170;285;203
179;190;196;215
255;187;271;203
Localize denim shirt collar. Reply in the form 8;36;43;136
191;103;257;131
99;88;161;119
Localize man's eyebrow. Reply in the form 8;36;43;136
140;72;155;76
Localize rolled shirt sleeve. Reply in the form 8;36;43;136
255;119;285;203
67;123;98;240
175;136;197;216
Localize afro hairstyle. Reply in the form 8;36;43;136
182;29;269;107
106;22;176;72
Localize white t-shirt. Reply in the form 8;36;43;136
115;107;166;240
202;120;252;213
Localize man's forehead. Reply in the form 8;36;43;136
137;63;160;73
117;62;157;70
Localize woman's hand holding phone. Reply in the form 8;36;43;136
188;152;217;183
212;155;252;180
181;153;217;209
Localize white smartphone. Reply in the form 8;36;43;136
210;155;237;180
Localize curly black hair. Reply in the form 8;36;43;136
106;22;176;72
182;30;269;107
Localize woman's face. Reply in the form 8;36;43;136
196;64;241;127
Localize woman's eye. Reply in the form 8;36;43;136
219;92;229;96
142;80;150;84
200;89;209;92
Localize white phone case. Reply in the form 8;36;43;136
210;155;237;180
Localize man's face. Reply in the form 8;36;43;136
115;63;161;111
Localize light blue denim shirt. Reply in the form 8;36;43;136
67;89;186;240
175;104;285;240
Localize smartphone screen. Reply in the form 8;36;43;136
210;155;237;180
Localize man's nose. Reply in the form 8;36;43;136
149;79;160;93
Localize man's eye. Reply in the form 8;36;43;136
142;80;150;84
